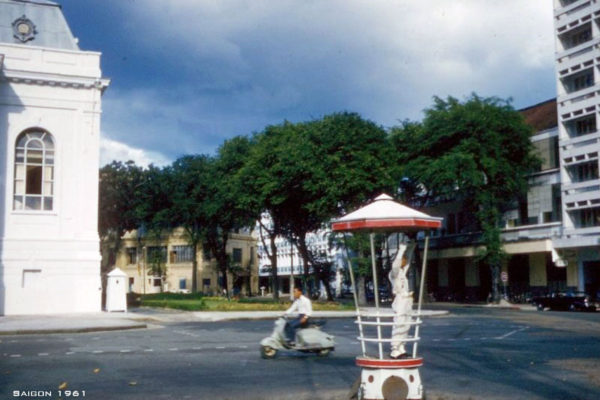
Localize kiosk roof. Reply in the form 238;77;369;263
332;194;442;232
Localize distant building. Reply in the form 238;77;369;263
0;0;109;315
115;228;259;296
553;0;600;297
256;214;345;298
424;99;565;302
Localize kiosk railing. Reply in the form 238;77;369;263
354;309;423;360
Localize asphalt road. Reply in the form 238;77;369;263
1;307;599;400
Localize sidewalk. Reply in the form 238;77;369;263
0;307;449;335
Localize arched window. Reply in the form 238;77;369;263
13;129;55;211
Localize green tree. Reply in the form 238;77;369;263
242;113;395;300
98;161;145;275
391;94;540;302
203;136;259;298
164;155;213;293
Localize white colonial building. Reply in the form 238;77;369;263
0;0;109;315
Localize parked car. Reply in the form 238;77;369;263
532;292;597;312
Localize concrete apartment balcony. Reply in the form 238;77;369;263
557;85;600;117
560;130;600;153
563;182;600;208
555;1;599;26
556;37;599;63
502;222;563;242
554;225;600;248
561;143;599;163
556;51;595;77
427;223;562;251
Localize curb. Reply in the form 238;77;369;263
0;323;147;336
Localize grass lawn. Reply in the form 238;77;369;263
138;293;354;312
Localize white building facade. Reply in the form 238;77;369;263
0;0;109;315
256;215;345;298
554;0;600;295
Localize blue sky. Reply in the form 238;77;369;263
57;0;556;167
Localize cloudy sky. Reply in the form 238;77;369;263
58;0;556;167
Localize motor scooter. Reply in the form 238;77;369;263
260;316;335;359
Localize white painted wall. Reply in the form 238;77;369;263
0;43;107;315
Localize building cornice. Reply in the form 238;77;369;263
1;68;110;91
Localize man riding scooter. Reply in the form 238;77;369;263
284;286;312;346
260;286;334;358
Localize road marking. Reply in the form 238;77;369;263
38;353;49;356
143;349;154;352
10;354;21;358
169;348;179;351
120;350;132;353
173;329;201;338
216;346;226;349
495;326;529;340
65;352;75;355
92;350;104;354
192;347;202;350
238;345;248;349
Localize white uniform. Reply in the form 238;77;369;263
389;242;416;358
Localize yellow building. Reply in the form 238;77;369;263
115;228;259;296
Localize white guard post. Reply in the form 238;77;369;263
332;194;442;400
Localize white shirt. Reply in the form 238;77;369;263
286;294;312;317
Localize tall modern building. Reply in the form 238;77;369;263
0;0;109;314
554;0;600;295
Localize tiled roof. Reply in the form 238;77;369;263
519;98;557;132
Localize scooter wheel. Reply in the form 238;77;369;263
261;345;277;359
317;348;331;357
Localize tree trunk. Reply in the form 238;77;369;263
245;262;252;297
191;241;198;293
320;276;334;301
491;263;500;303
357;275;367;306
296;234;312;295
269;234;279;300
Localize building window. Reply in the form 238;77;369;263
147;246;167;264
126;247;137;265
533;137;559;170
574;207;600;228
202;245;212;261
568;161;599;182
171;245;194;263
14;129;54;211
562;23;592;49
232;248;243;264
575;115;596;136
565;69;594;93
560;0;579;7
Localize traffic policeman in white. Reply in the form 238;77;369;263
284;286;313;345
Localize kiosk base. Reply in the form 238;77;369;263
356;357;423;400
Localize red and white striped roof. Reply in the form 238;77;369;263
331;194;442;232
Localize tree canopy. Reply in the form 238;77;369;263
391;94;540;301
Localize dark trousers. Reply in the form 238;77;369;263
285;314;308;342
